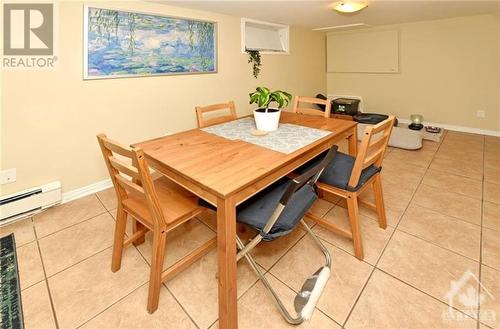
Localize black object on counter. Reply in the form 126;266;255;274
332;98;360;116
353;113;388;124
408;123;424;131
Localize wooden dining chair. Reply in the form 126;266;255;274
195;101;237;128
97;134;216;313
304;116;395;260
292;96;332;118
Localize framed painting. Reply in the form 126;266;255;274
83;6;217;79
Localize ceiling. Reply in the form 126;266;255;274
159;0;500;29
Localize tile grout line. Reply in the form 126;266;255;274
32;217;61;329
17;238;45;293
105;205;225;329
34;208;109;240
74;281;149;329
71;220;153;329
375;267;481;323
387;134;486;324
419;180;484;201
480;262;500;273
223;207;336;326
95;192;112;212
476;135;486;329
163;284;202;329
342;130;446;328
124;220;203;329
395;227;481;264
330;198;485;266
50;243;146;329
406;202;482;228
65;203;201;329
265;237;367;328
387;134;487;326
36;210;118;279
44;245;113;280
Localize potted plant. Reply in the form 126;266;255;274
249;87;292;131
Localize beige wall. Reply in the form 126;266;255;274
327;14;500;131
1;1;326;196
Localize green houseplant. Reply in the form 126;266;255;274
249;87;292;131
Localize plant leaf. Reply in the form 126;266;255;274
249;93;259;104
258;92;270;108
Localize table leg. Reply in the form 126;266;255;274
348;125;358;156
217;196;238;329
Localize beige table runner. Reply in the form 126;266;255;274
202;117;332;154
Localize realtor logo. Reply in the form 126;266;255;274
443;270;496;323
3;3;53;56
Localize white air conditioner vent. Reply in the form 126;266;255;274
0;181;61;225
241;18;289;54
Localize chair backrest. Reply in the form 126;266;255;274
348;116;395;188
292;96;331;118
195;101;237;128
97;134;165;229
262;144;339;235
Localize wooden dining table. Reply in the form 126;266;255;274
134;111;358;329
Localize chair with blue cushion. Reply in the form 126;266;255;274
304;116;395;260
234;145;338;324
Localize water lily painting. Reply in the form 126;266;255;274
84;7;217;79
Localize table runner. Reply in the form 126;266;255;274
201;117;332;154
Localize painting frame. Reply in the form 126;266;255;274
83;5;218;80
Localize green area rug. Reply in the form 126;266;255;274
0;233;24;329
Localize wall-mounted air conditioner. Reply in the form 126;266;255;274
0;181;61;225
241;18;289;54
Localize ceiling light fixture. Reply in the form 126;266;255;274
333;1;368;13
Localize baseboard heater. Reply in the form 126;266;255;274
0;181;61;226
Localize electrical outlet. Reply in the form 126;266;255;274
476;110;486;118
0;168;16;185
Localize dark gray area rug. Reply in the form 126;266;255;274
0;233;24;329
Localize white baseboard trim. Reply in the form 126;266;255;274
62;178;112;204
397;118;500;137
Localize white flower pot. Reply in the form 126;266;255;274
253;108;281;132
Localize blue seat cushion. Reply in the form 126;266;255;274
296;151;380;192
237;178;317;241
199;178;317;241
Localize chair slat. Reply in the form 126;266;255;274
202;115;237;128
368;134;389;151
196;101;237;128
363;148;385;168
297;96;329;105
103;139;134;158
371;119;393;134
116;174;145;197
348;116;395;188
293;96;331;118
297;108;325;117
109;157;140;179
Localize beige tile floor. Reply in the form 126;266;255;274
1;131;500;329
